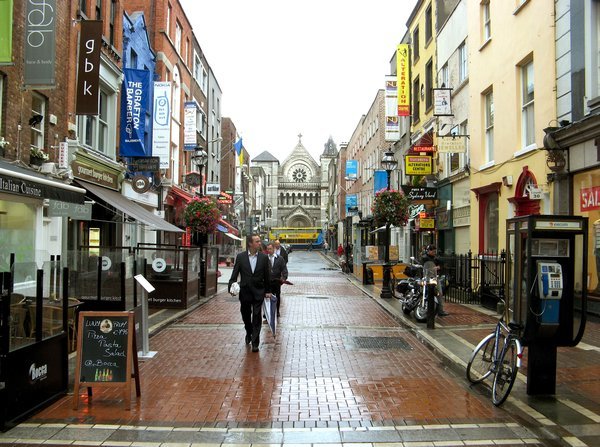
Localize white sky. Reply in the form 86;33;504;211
180;0;417;162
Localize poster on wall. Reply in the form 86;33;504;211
385;76;400;141
152;82;171;170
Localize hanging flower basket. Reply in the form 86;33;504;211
371;189;410;227
183;196;220;233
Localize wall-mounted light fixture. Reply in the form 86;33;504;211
502;175;513;187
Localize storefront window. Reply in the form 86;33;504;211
0;198;37;271
573;171;600;294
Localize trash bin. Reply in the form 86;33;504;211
365;267;374;285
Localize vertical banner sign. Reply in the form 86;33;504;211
345;160;358;180
433;88;452;116
119;68;150;157
345;194;358;213
152;81;172;169
76;20;103;115
24;0;56;86
183;102;197;150
374;170;388;193
385;76;399;141
58;141;68;168
396;44;410;116
0;0;14;63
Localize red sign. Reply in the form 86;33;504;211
413;145;435;153
581;186;600;211
218;191;233;204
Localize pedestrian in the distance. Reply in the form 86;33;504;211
337;243;344;257
266;242;288;317
420;244;449;316
323;241;329;252
228;234;272;352
274;239;289;264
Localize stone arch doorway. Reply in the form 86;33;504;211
287;216;312;227
508;165;540;216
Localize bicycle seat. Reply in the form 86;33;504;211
508;322;523;331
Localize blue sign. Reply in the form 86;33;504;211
345;160;358;180
120;68;150;157
345;194;358;211
374;170;388;193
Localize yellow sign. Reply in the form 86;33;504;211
405;156;432;175
389;245;399;261
420;218;435;229
396;44;410;116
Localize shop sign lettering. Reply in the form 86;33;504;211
581;186;600;211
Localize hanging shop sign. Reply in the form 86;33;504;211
217;191;233;204
183;102;197;151
152;82;172;170
75;20;102;114
401;186;437;201
433;88;453;116
396;44;410;116
438;135;467;153
24;0;56;86
127;156;160;173
418;218;435;229
130;175;151;194
119;68;150;156
405;156;432;175
385;76;400;141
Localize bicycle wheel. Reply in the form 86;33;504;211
492;338;519;406
466;332;496;384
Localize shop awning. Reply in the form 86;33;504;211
224;232;243;241
218;218;239;236
216;224;228;233
0;160;86;203
76;180;184;232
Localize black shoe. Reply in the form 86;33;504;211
438;311;449;317
245;334;251;344
277;312;280;317
252;344;259;352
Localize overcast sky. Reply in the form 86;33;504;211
180;0;417;162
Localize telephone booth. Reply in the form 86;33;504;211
506;215;588;395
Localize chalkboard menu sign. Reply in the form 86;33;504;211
73;311;140;410
79;314;129;382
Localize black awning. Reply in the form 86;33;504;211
76;180;183;233
0;160;86;203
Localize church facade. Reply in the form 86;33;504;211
252;135;337;231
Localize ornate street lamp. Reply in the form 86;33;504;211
380;150;398;299
191;145;208;194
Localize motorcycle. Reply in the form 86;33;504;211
395;258;422;315
414;260;440;322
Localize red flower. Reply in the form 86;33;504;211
183;197;220;233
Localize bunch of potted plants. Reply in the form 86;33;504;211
183;196;220;233
372;189;410;227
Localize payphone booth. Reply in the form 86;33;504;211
506;215;588;395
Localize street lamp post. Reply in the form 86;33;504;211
380;150;398;299
191;145;208;195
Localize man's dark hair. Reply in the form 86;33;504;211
246;234;259;245
427;244;436;251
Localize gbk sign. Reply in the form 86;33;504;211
76;21;102;115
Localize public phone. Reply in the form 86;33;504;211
536;261;563;300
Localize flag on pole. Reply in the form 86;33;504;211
234;138;243;165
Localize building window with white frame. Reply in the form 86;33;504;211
175;21;182;55
166;4;171;38
484;192;499;253
30;92;46;152
78;89;110;154
482;0;491;42
449;122;468;173
458;42;468;83
521;60;535;147
172;66;181;122
485;90;494;163
440;63;449;88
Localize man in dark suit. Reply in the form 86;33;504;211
228;234;272;352
274;239;288;264
266;242;288;317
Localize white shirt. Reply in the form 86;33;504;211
248;251;258;273
269;254;277;267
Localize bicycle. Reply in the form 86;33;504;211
465;299;523;406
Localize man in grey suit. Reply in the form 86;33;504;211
228;234;272;352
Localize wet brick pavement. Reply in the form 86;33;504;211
1;251;599;446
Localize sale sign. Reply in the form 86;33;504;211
581;186;600;211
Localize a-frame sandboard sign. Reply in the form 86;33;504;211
73;311;141;410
